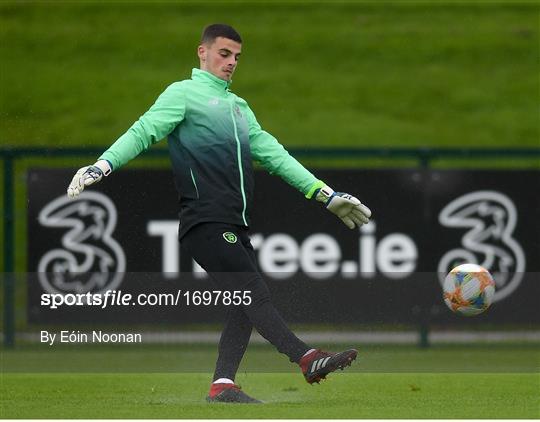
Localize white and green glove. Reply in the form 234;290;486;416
67;160;112;199
316;185;371;229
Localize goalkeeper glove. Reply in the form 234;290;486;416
316;185;371;229
67;160;112;199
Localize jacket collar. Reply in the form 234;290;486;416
191;68;231;90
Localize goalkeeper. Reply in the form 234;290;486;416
67;24;371;404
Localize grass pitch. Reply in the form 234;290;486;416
2;372;539;419
1;343;539;418
1;2;538;148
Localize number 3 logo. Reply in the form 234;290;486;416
437;191;525;303
37;192;126;294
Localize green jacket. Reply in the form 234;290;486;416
100;68;324;237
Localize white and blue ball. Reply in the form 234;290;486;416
443;263;496;316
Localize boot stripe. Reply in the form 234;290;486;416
310;356;333;373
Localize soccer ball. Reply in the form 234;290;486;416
443;263;496;316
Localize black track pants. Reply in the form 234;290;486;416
181;222;310;381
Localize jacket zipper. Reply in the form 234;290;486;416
229;101;248;226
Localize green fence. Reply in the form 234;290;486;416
2;146;540;348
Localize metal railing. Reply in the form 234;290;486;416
2;146;539;348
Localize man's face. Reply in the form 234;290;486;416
198;37;242;82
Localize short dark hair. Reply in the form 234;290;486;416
201;24;242;45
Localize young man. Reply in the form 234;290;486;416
67;24;371;403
